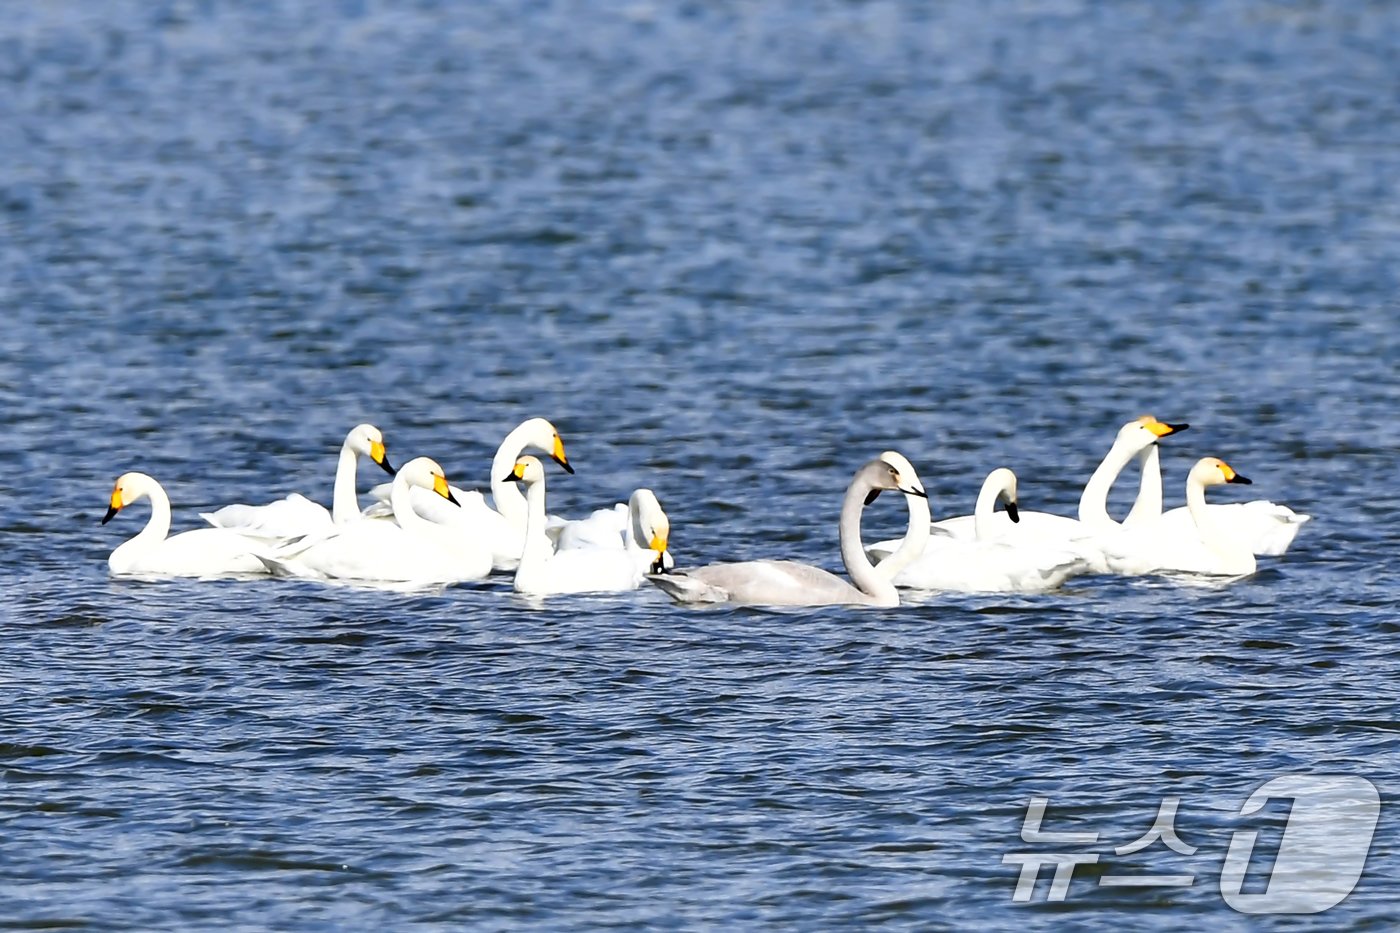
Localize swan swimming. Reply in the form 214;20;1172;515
505;457;670;595
869;467;1092;592
364;417;573;570
647;456;929;608
263;457;492;585
1100;457;1258;576
202;423;396;542
103;472;271;577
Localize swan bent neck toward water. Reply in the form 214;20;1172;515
201;423;395;541
104;472;270;577
508;457;669;595
648;456;928;608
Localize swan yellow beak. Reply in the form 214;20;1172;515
1220;461;1252;485
648;531;668;554
1145;418;1189;437
513;461;528;481
551;436;574;474
370;439;395;475
432;474;461;505
101;486;123;525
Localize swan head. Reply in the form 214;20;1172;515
861;456;928;505
101;472;157;524
399;457;460;505
518;418;574;474
628;489;671;572
983;466;1020;522
504;455;548;486
1192;457;1253;489
346;423;396;475
1117;415;1189;452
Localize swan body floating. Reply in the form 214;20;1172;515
506;457;669;595
1100;458;1258;576
1154;499;1310;556
647;456;928;608
870;467;1092;592
263;457;492;585
202;423;395;541
364;418;572;570
103;472;270;577
936;416;1188;544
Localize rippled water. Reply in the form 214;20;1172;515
3;1;1398;928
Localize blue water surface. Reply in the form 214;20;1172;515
2;1;1398;929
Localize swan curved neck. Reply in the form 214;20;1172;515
974;476;1001;541
331;443;360;525
490;424;534;527
875;488;932;579
390;475;431;534
839;479;900;607
137;479;172;544
1123;445;1162;527
1078;438;1140;529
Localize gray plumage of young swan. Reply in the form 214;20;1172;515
647;456;928;608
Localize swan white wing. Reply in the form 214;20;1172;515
1091;522;1256;576
267;519;491;583
361;483;525;570
550;503;629;551
890;538;1089;593
513;545;652;595
648;560;867;607
200;493;332;542
1157;501;1310;556
110;528;270;577
916;511;1109;574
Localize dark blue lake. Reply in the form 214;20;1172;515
2;1;1398;928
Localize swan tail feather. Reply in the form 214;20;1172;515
647;572;729;604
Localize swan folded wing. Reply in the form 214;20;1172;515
114;528;271;577
650;560;861;607
1157;501;1310;556
549;503;629;551
200;494;331;541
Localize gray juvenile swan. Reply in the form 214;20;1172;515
647;456;928;608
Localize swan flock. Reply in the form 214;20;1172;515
101;415;1310;604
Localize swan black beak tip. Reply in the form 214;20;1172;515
1229;474;1253;485
378;455;397;476
554;455;575;475
446;489;461;505
1005;501;1021;523
101;506;118;525
1166;422;1189;434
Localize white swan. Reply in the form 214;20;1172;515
1100;458;1258;576
201;423;395;541
933;416;1189;543
647;456;929;608
103;473;270;577
263;457;492;584
1154;495;1310;556
506;457;670;595
364;417;572;570
869;467;1092;592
